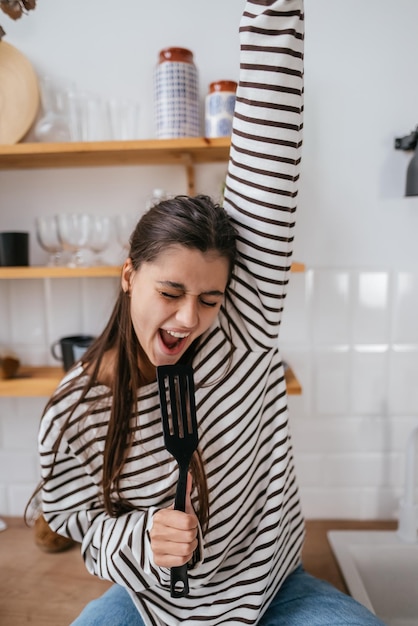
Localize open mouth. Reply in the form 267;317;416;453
159;329;190;353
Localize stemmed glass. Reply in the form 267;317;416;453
88;216;112;265
115;214;138;252
55;213;92;267
35;215;64;266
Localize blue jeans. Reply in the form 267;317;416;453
70;566;386;625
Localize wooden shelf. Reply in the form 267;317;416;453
0;364;301;397
0;137;231;169
0;366;63;397
0;138;230;194
0;263;305;280
0;265;122;279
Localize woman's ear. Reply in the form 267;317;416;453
121;258;133;294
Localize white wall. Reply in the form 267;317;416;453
1;0;418;519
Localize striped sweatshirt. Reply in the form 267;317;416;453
39;1;305;624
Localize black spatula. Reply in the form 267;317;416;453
157;363;199;598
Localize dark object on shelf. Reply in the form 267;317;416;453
0;354;20;379
395;126;418;197
51;335;95;372
0;231;29;266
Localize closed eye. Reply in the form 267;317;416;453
160;291;219;308
200;298;219;308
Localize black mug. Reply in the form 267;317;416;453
0;231;29;266
51;335;95;371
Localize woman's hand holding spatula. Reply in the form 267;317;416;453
150;473;199;575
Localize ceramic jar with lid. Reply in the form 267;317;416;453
205;80;237;138
154;47;200;139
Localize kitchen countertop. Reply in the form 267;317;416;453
0;516;397;626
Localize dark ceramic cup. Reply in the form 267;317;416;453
0;231;29;266
51;335;95;371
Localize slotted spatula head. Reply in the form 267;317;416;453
157;363;198;474
157;363;199;598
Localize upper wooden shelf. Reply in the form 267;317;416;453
0;263;305;280
0;137;231;170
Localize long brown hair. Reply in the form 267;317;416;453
29;195;237;535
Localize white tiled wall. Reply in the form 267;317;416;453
281;268;418;520
1;268;418;520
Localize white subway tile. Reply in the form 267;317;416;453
300;488;369;519
388;348;418;414
9;280;45;344
291;415;412;456
352;271;390;344
351;348;389;414
281;272;310;344
313;349;350;415
300;487;400;520
83;277;119;334
2;418;38;452
320;453;403;488
292;453;322;487
49;279;84;336
359;488;402;520
0;450;38;483
0;282;11;342
312;270;351;345
392;272;418;344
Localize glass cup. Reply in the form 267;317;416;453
66;91;112;142
34;76;72;143
108;99;141;140
35;216;63;266
115;214;138;251
88;215;112;265
55;213;92;267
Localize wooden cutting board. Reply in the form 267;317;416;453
0;40;39;144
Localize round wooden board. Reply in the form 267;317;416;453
0;40;39;144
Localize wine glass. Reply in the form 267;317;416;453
115;214;138;252
88;216;112;265
35;215;64;266
55;213;92;267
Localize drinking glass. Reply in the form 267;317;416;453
35;215;64;266
34;76;72;143
88;215;112;265
115;214;138;251
108;99;141;140
55;213;92;267
66;91;112;141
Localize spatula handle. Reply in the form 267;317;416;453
171;466;189;597
171;564;189;597
174;466;187;512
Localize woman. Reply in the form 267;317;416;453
35;1;385;625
